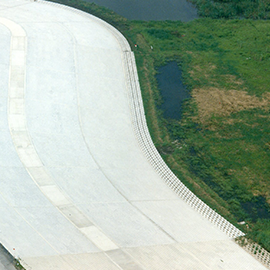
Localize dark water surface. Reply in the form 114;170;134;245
84;0;198;22
156;61;190;120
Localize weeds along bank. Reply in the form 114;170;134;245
48;0;270;252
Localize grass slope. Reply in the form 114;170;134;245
129;18;270;251
48;0;270;252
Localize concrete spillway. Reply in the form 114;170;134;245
0;1;267;269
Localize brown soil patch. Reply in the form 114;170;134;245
193;87;270;120
224;74;244;86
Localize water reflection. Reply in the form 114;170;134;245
84;0;198;22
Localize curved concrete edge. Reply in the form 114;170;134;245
2;14;119;261
38;0;244;239
38;1;270;268
39;0;130;52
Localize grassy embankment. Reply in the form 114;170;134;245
130;19;270;251
49;0;270;252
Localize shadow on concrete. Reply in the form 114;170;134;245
0;244;19;270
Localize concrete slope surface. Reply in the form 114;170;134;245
0;1;267;269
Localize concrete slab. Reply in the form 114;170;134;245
50;166;126;204
0;0;268;270
124;241;268;270
0;129;22;167
0;167;51;207
15;207;100;254
80;226;118;251
106;249;145;270
25;253;121;270
132;200;229;242
79;202;176;247
0;203;57;258
21;255;76;270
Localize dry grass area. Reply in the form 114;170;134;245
224;74;245;86
189;63;217;80
193;87;270;121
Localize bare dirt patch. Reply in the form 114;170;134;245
193;87;270;120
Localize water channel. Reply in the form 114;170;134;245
84;0;198;22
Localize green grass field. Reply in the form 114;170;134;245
50;0;270;252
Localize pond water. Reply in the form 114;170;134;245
84;0;198;22
156;61;190;120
